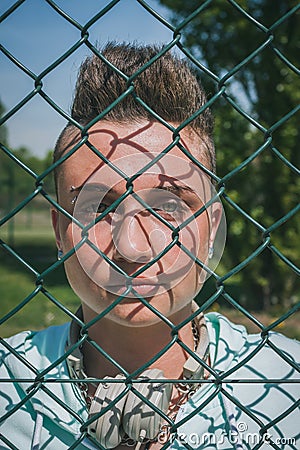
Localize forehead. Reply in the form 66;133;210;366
57;121;206;191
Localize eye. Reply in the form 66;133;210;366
75;201;111;224
154;199;185;221
161;200;178;213
96;203;108;214
86;202;108;215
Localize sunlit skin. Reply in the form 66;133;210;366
51;121;221;418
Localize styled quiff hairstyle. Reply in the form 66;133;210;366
54;42;215;175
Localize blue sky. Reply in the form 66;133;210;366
0;0;175;156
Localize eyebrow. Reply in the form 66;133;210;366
70;182;198;197
70;183;107;193
156;184;197;196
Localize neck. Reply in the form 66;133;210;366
81;304;195;380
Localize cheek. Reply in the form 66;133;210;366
168;215;209;279
88;221;113;253
70;219;112;252
151;220;202;285
169;215;208;261
194;213;210;254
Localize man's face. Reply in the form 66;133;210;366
52;121;222;327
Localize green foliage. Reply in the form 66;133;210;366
159;0;300;309
0;147;55;212
1;99;55;211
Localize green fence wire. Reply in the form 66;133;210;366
0;1;299;450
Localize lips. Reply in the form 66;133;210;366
132;285;159;296
106;278;163;297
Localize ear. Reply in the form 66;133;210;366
51;208;62;251
208;201;223;248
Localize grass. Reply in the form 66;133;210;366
0;209;80;336
1;209;299;339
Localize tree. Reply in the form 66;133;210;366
158;0;300;309
0;99;55;219
0;101;8;146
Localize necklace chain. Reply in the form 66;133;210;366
191;318;200;351
77;319;201;409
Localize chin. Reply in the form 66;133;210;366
90;299;167;327
89;294;192;328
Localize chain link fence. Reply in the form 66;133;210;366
0;1;299;449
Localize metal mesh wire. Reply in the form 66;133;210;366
0;1;299;449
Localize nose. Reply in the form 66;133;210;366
112;212;153;264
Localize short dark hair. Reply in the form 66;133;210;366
54;42;215;187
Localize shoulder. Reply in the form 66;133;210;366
204;312;299;376
0;323;70;375
178;313;299;446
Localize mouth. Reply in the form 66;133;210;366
106;278;163;297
